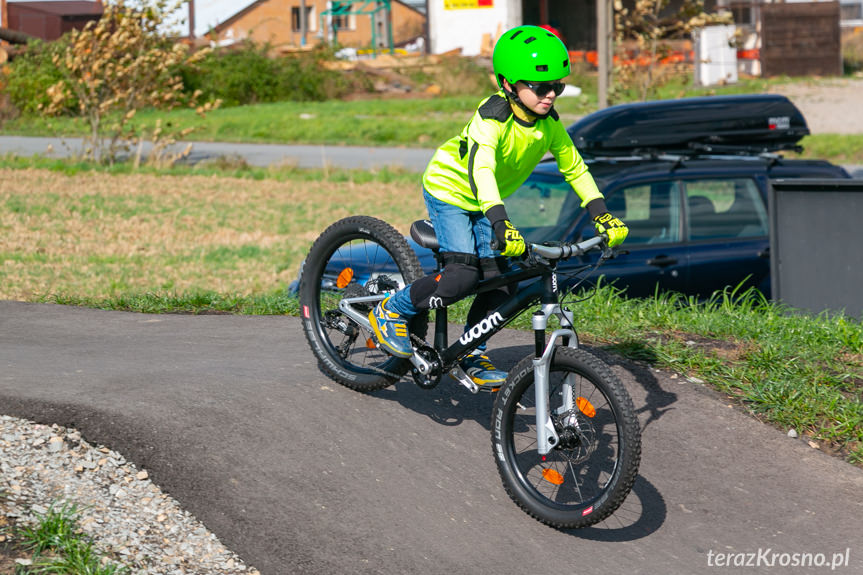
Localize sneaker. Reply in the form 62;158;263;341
368;297;413;358
460;353;507;386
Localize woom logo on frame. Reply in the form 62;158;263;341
459;312;504;345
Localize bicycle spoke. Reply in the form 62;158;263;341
495;350;635;523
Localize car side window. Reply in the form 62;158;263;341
603;181;681;245
683;178;768;241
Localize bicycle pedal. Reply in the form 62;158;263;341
451;365;502;394
449;366;480;394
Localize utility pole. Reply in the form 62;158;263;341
188;0;195;40
300;0;307;46
423;0;430;54
597;0;613;109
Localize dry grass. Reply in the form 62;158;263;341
0;168;425;300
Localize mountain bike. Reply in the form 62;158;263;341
299;215;641;528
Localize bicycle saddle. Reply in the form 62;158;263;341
410;219;439;251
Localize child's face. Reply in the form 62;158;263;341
506;80;562;116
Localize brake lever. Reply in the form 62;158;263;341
526;250;550;267
601;247;625;260
596;233;622;261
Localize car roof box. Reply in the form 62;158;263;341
567;94;810;157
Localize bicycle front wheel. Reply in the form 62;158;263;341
299;216;428;392
492;346;641;528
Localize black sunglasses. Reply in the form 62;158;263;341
520;80;565;97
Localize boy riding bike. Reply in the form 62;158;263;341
369;25;628;387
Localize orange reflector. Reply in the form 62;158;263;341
542;468;565;485
336;268;354;289
366;338;376;349
577;397;596;418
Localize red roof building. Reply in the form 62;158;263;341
6;1;103;41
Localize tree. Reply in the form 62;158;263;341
613;0;733;102
44;0;218;165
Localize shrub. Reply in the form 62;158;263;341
0;64;19;123
180;41;282;107
181;42;356;106
3;38;76;116
843;30;863;75
411;54;493;97
279;46;359;100
44;0;216;165
613;0;732;102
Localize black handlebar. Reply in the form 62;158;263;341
490;234;611;261
530;235;607;260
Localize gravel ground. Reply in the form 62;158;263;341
768;77;863;135
0;416;259;574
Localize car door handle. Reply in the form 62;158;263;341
647;255;678;268
758;247;770;259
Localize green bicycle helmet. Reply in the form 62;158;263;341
492;25;570;89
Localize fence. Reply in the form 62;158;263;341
761;2;842;76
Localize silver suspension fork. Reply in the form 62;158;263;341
532;303;579;456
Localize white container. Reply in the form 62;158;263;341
694;24;739;86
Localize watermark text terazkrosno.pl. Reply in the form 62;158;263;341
707;548;852;570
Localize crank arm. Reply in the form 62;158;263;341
408;351;435;376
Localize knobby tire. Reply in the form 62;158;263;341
492;346;641;528
299;216;427;392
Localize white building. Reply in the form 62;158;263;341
427;0;520;55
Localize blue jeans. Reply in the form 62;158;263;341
387;190;494;317
423;190;496;258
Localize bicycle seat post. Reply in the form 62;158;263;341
434;303;448;351
433;253;449;351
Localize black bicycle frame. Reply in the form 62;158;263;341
432;262;566;371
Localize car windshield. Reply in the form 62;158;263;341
506;173;581;243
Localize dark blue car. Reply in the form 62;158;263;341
294;95;851;299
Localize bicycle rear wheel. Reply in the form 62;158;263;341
492;346;641;528
299;216;428;392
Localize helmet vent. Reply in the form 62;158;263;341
509;30;523;40
524;36;537;44
536;65;548;72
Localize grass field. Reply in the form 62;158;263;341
0;167;424;301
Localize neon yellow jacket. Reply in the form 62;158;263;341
422;92;604;217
